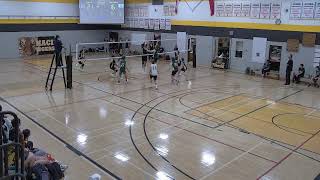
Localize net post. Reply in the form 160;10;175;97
75;43;79;61
66;47;73;89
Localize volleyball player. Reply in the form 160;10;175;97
118;56;128;84
150;60;158;89
109;56;118;76
171;58;179;85
141;43;148;72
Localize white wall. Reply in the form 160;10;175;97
173;0;320;26
229;38;317;78
126;0;320;27
0;30;107;59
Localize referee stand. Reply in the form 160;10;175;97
45;44;73;91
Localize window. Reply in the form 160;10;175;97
235;41;243;58
314;48;320;67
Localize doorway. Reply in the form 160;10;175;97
269;45;282;72
188;37;196;67
212;37;230;69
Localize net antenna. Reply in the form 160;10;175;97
75;38;192;63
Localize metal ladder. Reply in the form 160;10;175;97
45;52;67;91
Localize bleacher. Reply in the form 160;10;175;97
1;105;67;180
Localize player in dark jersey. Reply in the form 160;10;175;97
141;43;148;72
171;58;179;85
118;56;128;83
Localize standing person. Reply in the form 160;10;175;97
109;56;118;76
148;43;154;61
150;61;158;89
118;56;128;83
54;35;63;67
179;57;188;80
125;39;130;55
171;59;179;85
174;45;178;60
285;54;293;85
141;43;148;72
153;48;159;63
309;66;320;87
119;39;123;55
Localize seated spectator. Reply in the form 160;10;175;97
22;129;31;144
24;130;68;173
293;64;305;83
309;66;320;87
262;60;271;78
218;52;225;58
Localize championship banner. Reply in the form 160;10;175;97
19;36;55;56
209;0;214;16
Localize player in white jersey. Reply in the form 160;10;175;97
149;60;158;89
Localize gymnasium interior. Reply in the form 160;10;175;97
0;0;320;179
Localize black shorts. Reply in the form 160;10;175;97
150;75;157;80
172;70;178;76
142;56;147;64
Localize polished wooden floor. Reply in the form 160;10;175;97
0;58;319;180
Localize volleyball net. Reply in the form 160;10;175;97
75;38;191;63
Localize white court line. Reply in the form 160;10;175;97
17;99;80;133
79;156;118;178
199;142;264;180
88;88;259;156
95;153;157;179
83;88;236;139
305;108;318;117
86;112;199;156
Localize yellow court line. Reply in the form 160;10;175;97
11;0;78;3
171;20;320;33
0;18;79;24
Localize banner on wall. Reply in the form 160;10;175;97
224;3;233;17
139;18;144;28
139;7;143;17
209;0;215;16
215;2;224;17
301;2;315;19
134;18;139;28
290;2;302;19
149;19;154;29
165;19;171;30
169;5;176;16
129;18;134;28
259;3;270;19
144;6;149;17
270;2;281;19
315;2;320;19
19;36;55;56
160;19;166;30
241;2;251;17
144;19;149;29
154;19;160;30
251;3;261;18
164;5;169;16
233;3;242;17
